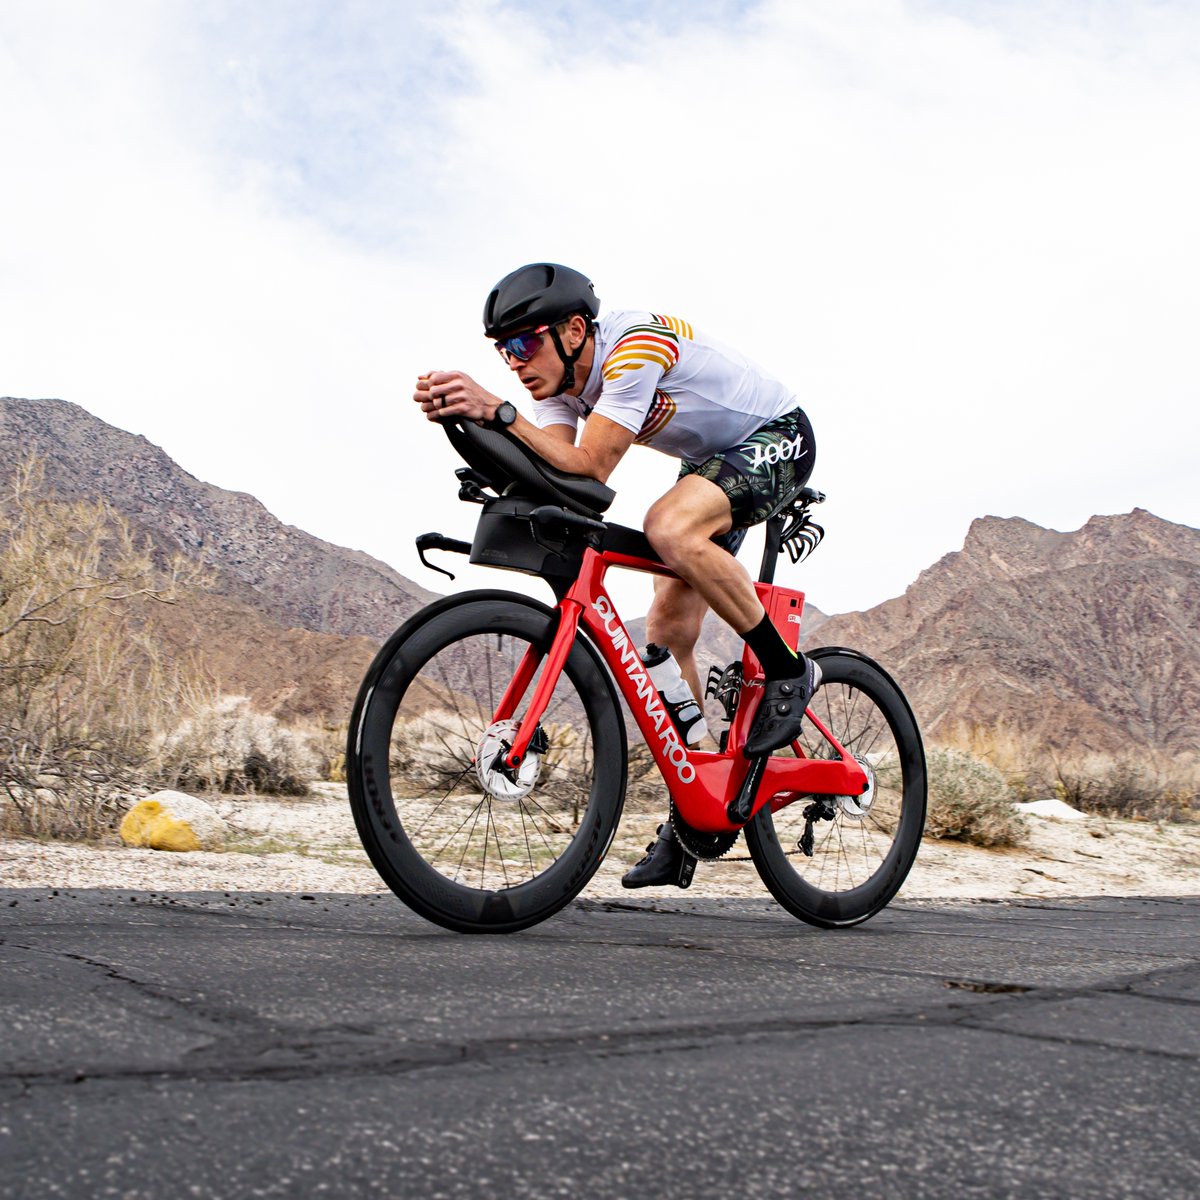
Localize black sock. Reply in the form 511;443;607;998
740;613;804;681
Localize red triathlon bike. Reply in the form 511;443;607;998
347;419;926;934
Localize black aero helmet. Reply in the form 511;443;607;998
483;263;600;339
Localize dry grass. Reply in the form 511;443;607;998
1;455;211;839
154;696;322;796
939;722;1199;826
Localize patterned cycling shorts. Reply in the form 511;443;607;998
679;406;816;557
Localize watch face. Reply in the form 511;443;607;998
498;402;516;425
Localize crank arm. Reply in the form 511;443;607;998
726;754;768;826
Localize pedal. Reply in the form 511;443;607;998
726;754;767;826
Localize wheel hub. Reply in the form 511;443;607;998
475;719;541;801
837;754;876;819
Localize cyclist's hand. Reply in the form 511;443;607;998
414;370;500;424
413;373;447;420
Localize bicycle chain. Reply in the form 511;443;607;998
669;804;817;864
669;800;740;861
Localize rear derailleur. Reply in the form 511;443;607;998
798;797;837;857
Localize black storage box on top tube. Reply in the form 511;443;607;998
469;496;593;580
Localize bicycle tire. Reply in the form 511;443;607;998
744;647;926;928
347;591;627;933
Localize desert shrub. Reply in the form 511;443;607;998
936;721;1200;825
1053;754;1199;823
936;720;1057;803
156;696;319;795
625;741;670;810
924;746;1028;847
1;455;209;839
296;718;349;783
0;783;133;841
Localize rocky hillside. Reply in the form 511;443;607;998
0;397;436;642
807;509;1200;754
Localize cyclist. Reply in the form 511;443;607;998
414;263;819;890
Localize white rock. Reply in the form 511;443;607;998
1014;798;1088;821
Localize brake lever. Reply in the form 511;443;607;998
415;532;471;580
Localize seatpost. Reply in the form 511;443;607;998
757;515;784;584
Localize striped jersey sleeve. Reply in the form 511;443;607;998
602;315;692;382
591;314;693;441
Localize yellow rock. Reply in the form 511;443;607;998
119;792;226;852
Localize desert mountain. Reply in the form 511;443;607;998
808;509;1200;754
0;397;436;642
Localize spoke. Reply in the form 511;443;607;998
518;798;537;877
405;764;476;838
479;794;490;885
520;796;565;856
486;802;511;889
382;625;602;894
424;793;487;872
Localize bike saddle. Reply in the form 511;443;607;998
442;419;616;519
764;482;826;523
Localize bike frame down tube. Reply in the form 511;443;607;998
502;546;868;836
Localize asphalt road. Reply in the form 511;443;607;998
2;889;1198;1199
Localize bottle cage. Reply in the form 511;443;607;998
755;485;826;583
778;497;826;565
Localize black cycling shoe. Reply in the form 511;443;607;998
743;658;822;758
621;823;697;890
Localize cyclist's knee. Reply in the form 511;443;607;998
645;480;732;565
645;503;705;565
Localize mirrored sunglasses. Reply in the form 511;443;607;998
494;324;551;365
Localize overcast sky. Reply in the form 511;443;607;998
3;0;1197;621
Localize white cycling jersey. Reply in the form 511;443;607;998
533;310;798;462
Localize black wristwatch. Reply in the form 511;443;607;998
490;401;517;430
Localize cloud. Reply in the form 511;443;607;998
2;0;1198;618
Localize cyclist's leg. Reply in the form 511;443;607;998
624;505;747;890
645;576;710;706
643;474;764;633
646;408;821;756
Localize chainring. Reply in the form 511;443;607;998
669;801;739;861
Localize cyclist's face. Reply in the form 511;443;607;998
502;325;567;401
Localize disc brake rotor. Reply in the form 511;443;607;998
475;719;541;801
837;755;876;819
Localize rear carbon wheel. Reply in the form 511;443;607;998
744;648;926;928
347;591;626;933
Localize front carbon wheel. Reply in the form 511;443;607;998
347;591;627;933
744;648;926;928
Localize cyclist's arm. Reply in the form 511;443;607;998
512;411;633;483
415;370;634;483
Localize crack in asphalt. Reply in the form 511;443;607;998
4;957;1197;1095
1;938;282;1039
5;896;1196;1098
